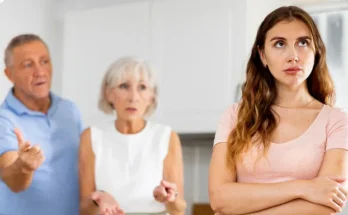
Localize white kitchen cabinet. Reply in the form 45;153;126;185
61;0;245;133
61;1;151;126
148;0;241;133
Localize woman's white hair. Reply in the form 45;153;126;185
98;56;158;116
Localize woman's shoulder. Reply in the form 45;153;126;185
90;120;114;130
218;102;241;121
324;105;348;119
80;120;114;139
324;105;348;126
146;120;173;133
325;105;348;116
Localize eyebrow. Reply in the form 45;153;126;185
270;36;311;42
119;80;148;83
21;55;49;61
20;59;33;65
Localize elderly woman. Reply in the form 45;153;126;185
78;57;186;215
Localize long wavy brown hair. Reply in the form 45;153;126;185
226;6;336;172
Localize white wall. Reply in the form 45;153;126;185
0;0;62;103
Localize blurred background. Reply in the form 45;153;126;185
0;0;348;214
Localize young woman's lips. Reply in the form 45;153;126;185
284;66;302;74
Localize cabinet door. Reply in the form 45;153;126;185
150;0;237;133
61;1;151;126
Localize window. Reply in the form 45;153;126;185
312;9;348;108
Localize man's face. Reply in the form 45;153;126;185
5;41;52;100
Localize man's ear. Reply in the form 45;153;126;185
4;68;14;83
258;46;267;68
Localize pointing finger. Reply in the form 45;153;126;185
14;128;24;146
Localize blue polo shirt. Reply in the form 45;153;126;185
0;89;83;215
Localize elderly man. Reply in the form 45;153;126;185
0;34;83;215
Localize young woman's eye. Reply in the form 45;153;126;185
275;41;285;48
298;40;308;47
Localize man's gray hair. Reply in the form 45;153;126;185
4;34;48;67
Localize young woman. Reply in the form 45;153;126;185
209;6;348;215
78;57;186;215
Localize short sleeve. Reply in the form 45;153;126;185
326;108;348;151
0;110;18;156
71;102;84;135
213;103;239;146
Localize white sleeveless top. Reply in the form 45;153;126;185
90;121;172;213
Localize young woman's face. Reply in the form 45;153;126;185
259;19;316;89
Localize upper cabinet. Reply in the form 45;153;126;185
61;0;248;133
62;2;151;126
149;0;240;133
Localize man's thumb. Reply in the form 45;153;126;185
91;192;100;201
21;141;31;152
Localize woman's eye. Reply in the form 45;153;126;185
119;83;128;89
298;40;308;47
139;84;147;90
275;41;285;48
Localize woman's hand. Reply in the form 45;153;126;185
302;176;347;213
91;191;124;215
153;180;178;203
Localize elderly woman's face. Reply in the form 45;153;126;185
107;74;154;120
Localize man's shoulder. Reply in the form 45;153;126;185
0;107;16;127
54;94;80;112
0;107;12;116
53;95;82;126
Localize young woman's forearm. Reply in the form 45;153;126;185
210;180;306;215
246;199;336;215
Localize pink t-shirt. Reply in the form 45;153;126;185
214;103;348;183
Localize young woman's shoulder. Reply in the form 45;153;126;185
213;103;241;146
322;105;348;151
325;105;348;126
